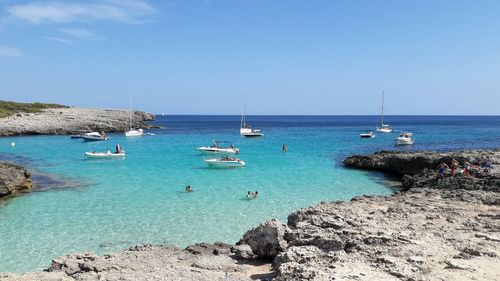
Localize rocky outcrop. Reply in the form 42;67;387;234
239;219;288;259
344;150;500;192
0;107;155;136
0;161;32;197
344;149;500;176
0;244;275;281
274;188;500;280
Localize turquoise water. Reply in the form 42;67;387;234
1;115;499;273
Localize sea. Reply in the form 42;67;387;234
0;115;499;273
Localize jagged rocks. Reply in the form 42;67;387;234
0;161;32;197
239;219;288;259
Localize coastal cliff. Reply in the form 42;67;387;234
0;107;155;136
2;150;499;280
0;161;32;197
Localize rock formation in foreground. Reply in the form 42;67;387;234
0;161;32;197
0;107;155;136
2;150;500;280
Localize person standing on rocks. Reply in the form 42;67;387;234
451;159;459;176
437;162;449;178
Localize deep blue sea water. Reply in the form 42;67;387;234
0;115;499;272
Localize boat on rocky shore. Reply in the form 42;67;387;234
2;149;499;281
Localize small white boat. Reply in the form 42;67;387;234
241;128;264;137
125;128;144;137
376;124;393;133
125;96;144;137
360;131;375;138
204;157;246;167
82;132;109;142
395;132;415;146
84;151;126;158
240;101;264;137
197;141;240;154
376;91;393;133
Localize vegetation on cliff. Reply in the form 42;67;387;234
0;100;68;118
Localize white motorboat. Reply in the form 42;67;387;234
360;131;375;138
82;132;109;142
84;151;125;158
204;157;246;168
395;132;415;146
197;141;240;154
376;91;393;133
125;128;144;137
240;101;264;137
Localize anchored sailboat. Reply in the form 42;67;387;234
125;96;144;137
240;100;264;137
376;91;393;133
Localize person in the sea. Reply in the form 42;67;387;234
185;185;192;192
451;159;459;176
255;191;259;197
437;162;449;178
282;144;288;152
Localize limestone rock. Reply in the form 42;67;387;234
240;219;288;259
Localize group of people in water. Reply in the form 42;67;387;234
437;156;494;178
184;185;260;199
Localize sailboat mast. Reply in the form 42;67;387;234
129;95;132;130
381;91;385;125
241;98;246;128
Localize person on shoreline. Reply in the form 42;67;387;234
463;161;472;177
451;159;459;176
437;162;449;178
483;157;493;174
185;185;192;192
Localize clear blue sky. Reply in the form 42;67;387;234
0;0;499;115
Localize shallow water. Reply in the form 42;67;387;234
0;115;499;272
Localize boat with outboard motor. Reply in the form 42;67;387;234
395;132;415;146
84;150;125;158
197;141;240;154
82;132;109;142
204;156;246;167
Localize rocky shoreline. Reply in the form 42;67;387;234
0;107;155;136
1;149;499;280
0;161;32;197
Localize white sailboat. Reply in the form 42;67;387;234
240;101;264;137
376;91;393;133
125;96;144;137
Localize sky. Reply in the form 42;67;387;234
0;0;499;115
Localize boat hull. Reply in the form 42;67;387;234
376;127;393;133
197;147;239;154
395;138;415;146
82;137;108;142
84;152;125;158
204;159;246;167
125;129;144;137
242;132;264;137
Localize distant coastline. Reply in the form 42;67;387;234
0;101;155;136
